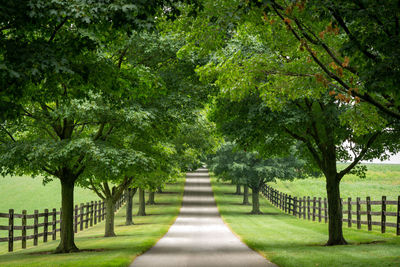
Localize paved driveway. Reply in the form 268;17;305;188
131;168;276;267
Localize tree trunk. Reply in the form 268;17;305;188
242;185;250;205
325;174;347;245
147;191;155;205
235;184;242;195
251;188;262;214
104;198;116;237
125;188;136;226
55;179;78;253
137;188;146;216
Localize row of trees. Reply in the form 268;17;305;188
0;1;216;253
208;142;311;214
172;0;400;245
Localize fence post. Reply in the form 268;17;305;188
283;194;287;212
43;209;48;242
348;197;352;227
90;201;94;227
318;197;322;222
356;197;361;229
293;197;297;217
102;201;105;220
22;210;27;249
99;201;102;222
307;196;310;220
299;198;302;218
381;196;386;233
34;209;38;246
367;196;372;231
85;202;89;229
288;195;292;214
94;201;98;225
397;196;400;236
80;203;84;231
8;209;14;252
52;208;57;240
74;205;78;233
312;197;316;221
324;198;327;223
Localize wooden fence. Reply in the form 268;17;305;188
0;196;125;252
262;185;400;235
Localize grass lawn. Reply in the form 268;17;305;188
0;175;99;213
0;177;184;266
270;163;400;200
211;176;400;267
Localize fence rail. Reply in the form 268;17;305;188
262;185;400;235
0;195;125;252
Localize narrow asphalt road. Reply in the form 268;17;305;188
131;168;276;267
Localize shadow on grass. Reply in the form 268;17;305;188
154;202;173;206
29;248;109;255
157;191;180;195
221;210;286;217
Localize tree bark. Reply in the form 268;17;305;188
137;188;146;216
251;188;262;214
125;188;136;225
104;198;116;237
325;173;347;245
235;184;242;195
243;185;250;205
147;191;155;205
55;178;78;253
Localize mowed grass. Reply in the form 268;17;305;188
0;178;184;266
211;177;400;267
0;175;100;241
270;163;400;200
0;175;98;213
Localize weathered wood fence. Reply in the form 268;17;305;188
262;185;400;235
0;196;125;252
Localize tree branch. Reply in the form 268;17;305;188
283;126;323;169
48;17;68;43
0;124;16;142
89;177;105;200
338;131;381;179
93;122;105;141
328;7;378;61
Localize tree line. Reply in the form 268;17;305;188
184;0;400;246
0;0;216;253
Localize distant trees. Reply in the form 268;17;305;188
209;142;308;214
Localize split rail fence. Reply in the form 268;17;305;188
0;196;125;252
262;185;400;235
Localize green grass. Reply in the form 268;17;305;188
0;175;98;213
0;178;184;266
271;163;400;200
211;177;400;267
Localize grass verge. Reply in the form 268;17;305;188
211;176;400;267
0;177;184;266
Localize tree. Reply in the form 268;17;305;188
208;92;399;244
209;142;307;214
0;0;207;252
125;187;137;225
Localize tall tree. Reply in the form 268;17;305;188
208;93;399;245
